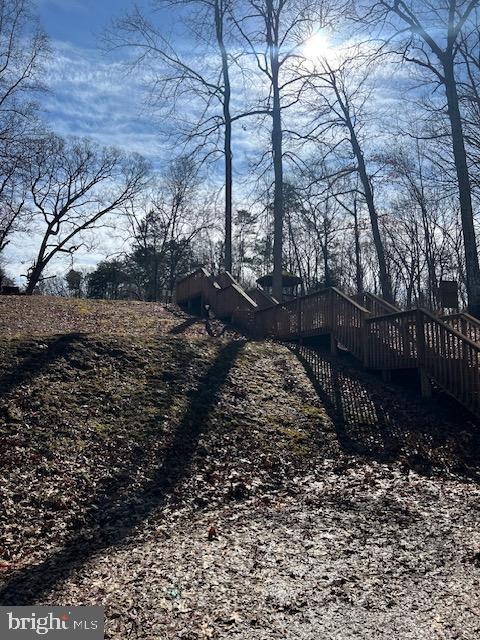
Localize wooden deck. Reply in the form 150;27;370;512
176;268;480;417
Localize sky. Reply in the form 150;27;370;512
6;0;179;282
37;0;168;158
4;0;410;285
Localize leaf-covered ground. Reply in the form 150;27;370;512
1;295;480;639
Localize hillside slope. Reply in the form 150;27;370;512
1;296;479;639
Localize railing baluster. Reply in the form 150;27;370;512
176;270;480;416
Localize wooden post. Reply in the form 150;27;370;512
415;310;426;366
297;295;302;339
330;335;338;355
328;288;335;332
420;368;432;398
362;314;370;369
328;288;337;355
415;309;431;398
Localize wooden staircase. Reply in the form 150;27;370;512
175;268;480;417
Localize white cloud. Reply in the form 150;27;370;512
3;38;168;283
41;40;167;162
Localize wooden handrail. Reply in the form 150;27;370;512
358;291;400;314
176;266;211;285
441;311;480;344
365;308;418;323
175;269;480;417
441;311;480;326
255;286;343;316
216;271;239;289
331;287;370;314
422;308;480;351
228;282;258;308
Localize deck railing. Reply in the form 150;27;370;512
365;309;418;370
441;312;480;345
255;295;300;338
255;288;333;339
353;291;400;316
423;310;480;415
216;283;258;329
246;286;278;310
175;267;220;307
175;269;480;416
330;288;370;361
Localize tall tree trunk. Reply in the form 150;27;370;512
443;56;480;317
288;212;305;294
224;115;233;273
153;252;159;302
268;2;284;302
349;127;393;303
215;0;233;274
418;198;437;308
25;230;51;295
25;262;45;295
353;199;364;294
331;76;392;302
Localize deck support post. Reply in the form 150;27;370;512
297;296;302;341
330;334;338;355
420;368;432;398
415;309;432;398
362;317;370;369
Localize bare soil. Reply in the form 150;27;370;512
1;295;479;639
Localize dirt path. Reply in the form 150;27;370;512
1;297;479;639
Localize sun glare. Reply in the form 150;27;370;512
304;30;332;61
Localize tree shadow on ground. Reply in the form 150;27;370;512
0;339;245;605
169;317;203;335
290;343;480;481
0;333;84;397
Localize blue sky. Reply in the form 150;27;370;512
37;0;136;48
5;1;408;284
36;0;174;163
6;0;173;281
38;0;143;47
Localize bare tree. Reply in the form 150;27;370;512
126;155;213;300
107;1;236;272
0;0;48;138
297;44;394;301
231;0;334;300
0;166;29;253
24;135;149;294
358;0;480;314
330;175;366;295
0;0;49;255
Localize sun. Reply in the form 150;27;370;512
303;30;332;61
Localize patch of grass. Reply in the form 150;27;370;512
302;404;325;419
277;425;310;456
75;301;92;315
89;419;111;436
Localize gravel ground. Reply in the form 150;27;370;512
1;296;479;639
